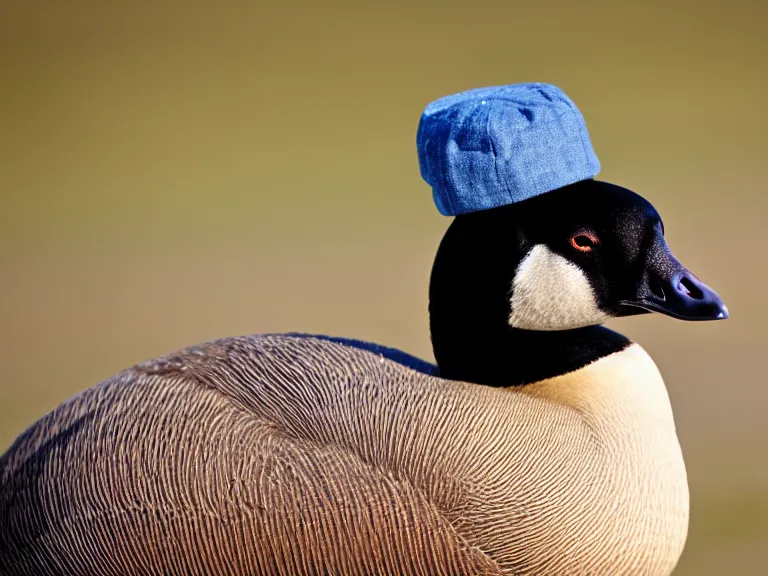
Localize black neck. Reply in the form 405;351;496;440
430;316;630;386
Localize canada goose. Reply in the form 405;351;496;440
0;180;726;576
0;84;727;575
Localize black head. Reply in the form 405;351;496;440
429;179;727;385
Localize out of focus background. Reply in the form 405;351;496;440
1;1;765;572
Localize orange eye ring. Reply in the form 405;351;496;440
570;232;599;252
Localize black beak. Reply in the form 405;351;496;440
620;228;729;321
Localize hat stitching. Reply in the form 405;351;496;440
486;100;514;207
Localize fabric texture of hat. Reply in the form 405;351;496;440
417;83;601;216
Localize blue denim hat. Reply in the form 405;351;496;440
417;83;601;216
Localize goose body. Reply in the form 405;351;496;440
1;333;688;575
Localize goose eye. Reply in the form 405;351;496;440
569;233;598;252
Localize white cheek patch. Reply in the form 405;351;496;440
508;244;611;331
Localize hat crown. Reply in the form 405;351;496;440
417;83;600;216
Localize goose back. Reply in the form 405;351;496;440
0;334;688;575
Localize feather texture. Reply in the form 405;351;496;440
0;335;688;575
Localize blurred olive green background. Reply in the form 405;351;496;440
1;0;766;573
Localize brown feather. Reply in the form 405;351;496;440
0;335;687;575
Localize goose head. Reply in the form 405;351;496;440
429;179;727;385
